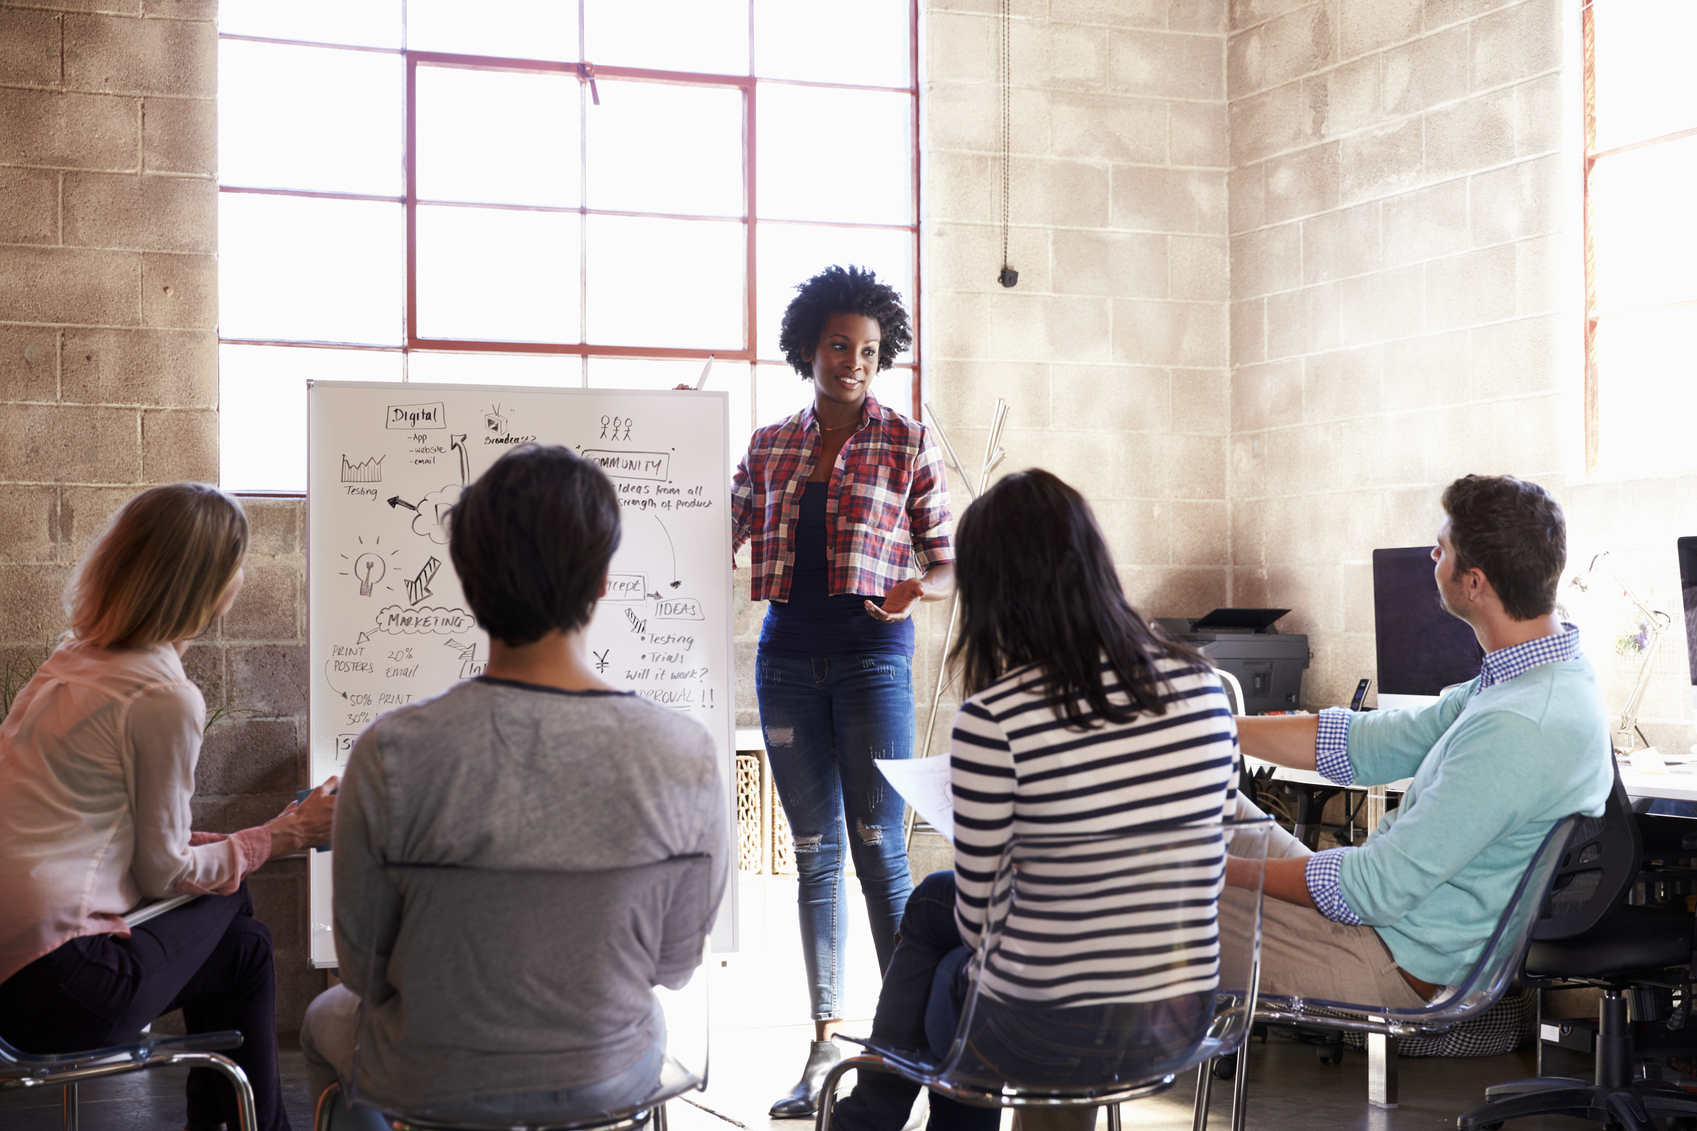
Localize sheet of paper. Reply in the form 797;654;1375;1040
123;893;198;929
877;756;954;840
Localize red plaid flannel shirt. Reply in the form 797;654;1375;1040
732;395;953;603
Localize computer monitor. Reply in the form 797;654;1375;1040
1372;547;1484;710
1679;537;1697;720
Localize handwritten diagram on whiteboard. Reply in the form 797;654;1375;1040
306;381;735;965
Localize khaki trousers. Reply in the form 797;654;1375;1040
1230;796;1427;1011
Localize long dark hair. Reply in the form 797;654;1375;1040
949;469;1200;729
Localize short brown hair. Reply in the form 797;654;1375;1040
1441;474;1566;621
69;483;249;649
448;445;621;647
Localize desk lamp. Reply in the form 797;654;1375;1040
1569;551;1671;755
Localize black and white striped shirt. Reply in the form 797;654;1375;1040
951;655;1240;1006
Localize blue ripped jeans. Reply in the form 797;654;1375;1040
755;649;916;1020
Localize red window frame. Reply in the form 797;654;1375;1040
1580;0;1697;475
218;0;923;418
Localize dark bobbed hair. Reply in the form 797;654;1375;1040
949;469;1202;729
1441;474;1566;621
448;445;622;647
778;265;913;378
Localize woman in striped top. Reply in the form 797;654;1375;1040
829;469;1240;1131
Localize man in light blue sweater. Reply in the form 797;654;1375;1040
1231;474;1612;1007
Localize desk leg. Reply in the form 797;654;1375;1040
1367;1019;1398;1108
62;1082;78;1131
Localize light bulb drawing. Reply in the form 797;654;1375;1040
353;553;386;597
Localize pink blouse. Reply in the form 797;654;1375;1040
0;641;271;984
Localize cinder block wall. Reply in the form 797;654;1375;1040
1225;0;1571;706
0;1;319;1037
1222;0;1694;752
911;0;1233;727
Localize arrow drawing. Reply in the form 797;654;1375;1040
451;434;470;487
653;514;681;588
356;630;373;646
406;557;441;606
323;660;348;701
388;495;419;512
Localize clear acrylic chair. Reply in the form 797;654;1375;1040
817;818;1273;1131
318;855;715;1131
1192;812;1582;1131
0;1029;257;1131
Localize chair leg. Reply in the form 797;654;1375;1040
1229;1037;1251;1131
1367;1026;1398;1108
61;1082;77;1131
1191;1059;1214;1131
1106;1100;1122;1131
814;1055;879;1131
653;1101;668;1131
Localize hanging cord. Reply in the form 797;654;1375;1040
997;0;1016;287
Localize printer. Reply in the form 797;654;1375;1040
1153;608;1309;715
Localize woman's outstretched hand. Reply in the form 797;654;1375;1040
867;578;926;623
265;776;339;859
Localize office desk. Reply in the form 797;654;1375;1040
1619;767;1697;802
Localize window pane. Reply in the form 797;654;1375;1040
220;195;403;344
754;0;910;87
1593;307;1697;477
756;224;914;362
219;0;401;49
585;216;744;347
585;0;748;75
219;41;401;195
417;66;580;207
755;361;813;427
1590;136;1697;314
757;84;912;224
406;0;576;62
416;205;582;343
1593;0;1697;152
586;356;706;389
586;81;743;216
219;344;401;492
406;351;581;387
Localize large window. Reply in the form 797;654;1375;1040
1583;0;1697;478
217;0;921;491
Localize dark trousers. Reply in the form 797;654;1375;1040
831;871;998;1131
0;884;289;1131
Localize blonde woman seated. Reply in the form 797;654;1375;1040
0;483;337;1131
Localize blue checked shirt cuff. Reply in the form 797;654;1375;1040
1314;707;1355;786
1305;848;1363;926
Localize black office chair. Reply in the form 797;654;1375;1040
1458;773;1697;1131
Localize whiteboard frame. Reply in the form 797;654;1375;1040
305;379;738;966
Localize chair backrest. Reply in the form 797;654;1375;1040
1534;771;1639;942
933;819;1272;1100
347;854;714;1127
1255;809;1583;1039
1216;669;1245;717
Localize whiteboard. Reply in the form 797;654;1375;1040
306;381;736;966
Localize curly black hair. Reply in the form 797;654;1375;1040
778;265;913;378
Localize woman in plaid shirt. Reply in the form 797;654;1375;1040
733;266;955;1117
